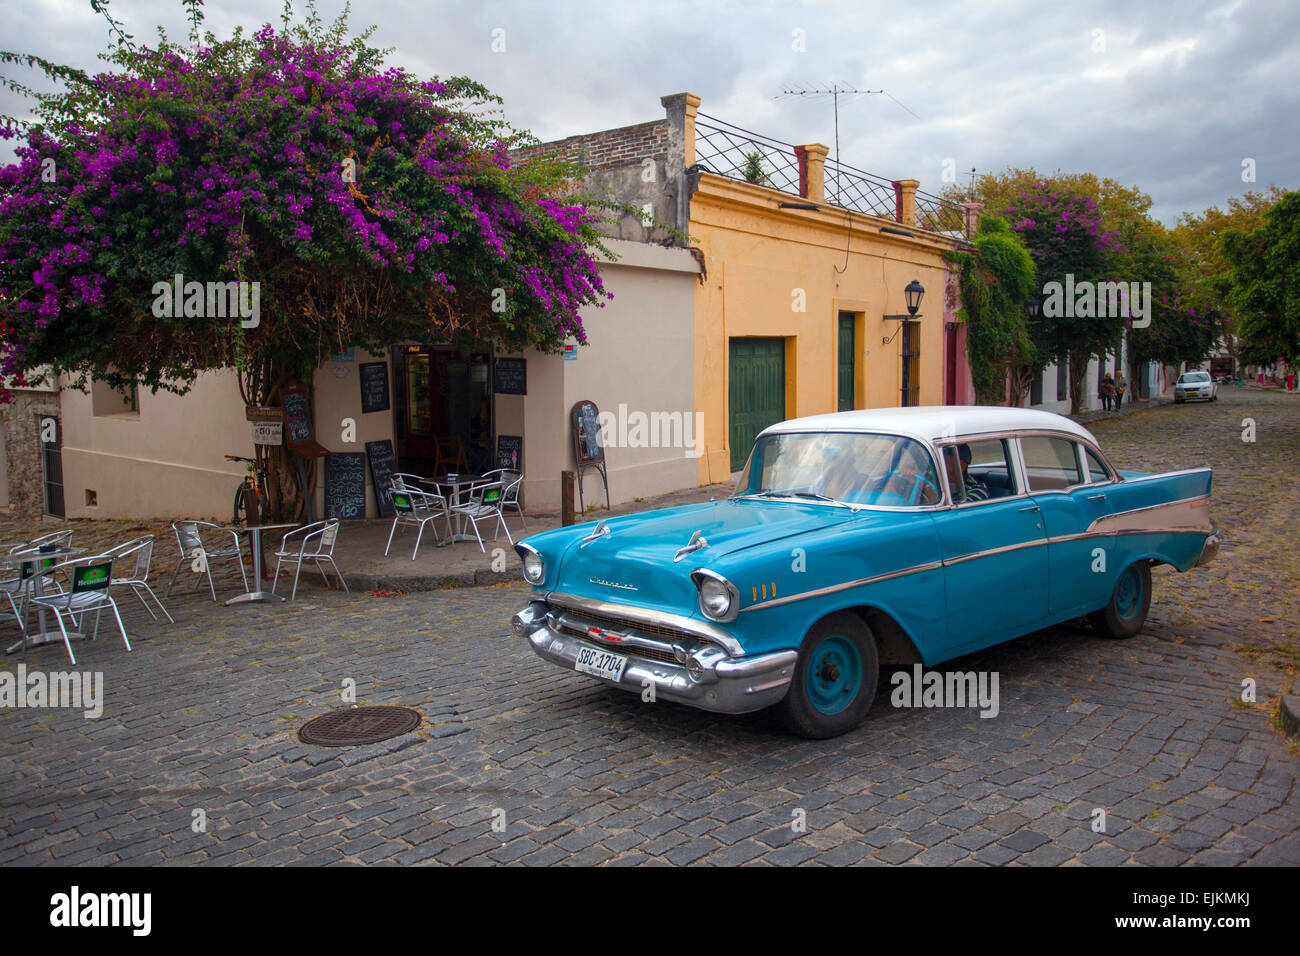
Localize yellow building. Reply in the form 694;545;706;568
538;92;977;483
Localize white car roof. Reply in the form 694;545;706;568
759;405;1100;446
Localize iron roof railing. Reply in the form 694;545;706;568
692;113;803;195
693;112;968;238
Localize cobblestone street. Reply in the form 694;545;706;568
2;388;1297;866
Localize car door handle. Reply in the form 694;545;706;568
1018;505;1040;513
1086;494;1107;501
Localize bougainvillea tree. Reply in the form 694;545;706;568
0;1;613;516
1006;180;1124;414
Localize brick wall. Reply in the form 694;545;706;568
517;119;671;171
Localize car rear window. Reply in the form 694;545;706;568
1021;436;1082;491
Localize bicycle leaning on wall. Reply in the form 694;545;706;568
227;454;269;526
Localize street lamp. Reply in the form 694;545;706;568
883;279;926;408
1026;296;1040;319
883;279;925;344
905;279;925;316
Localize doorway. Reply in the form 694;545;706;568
729;337;786;471
393;346;493;475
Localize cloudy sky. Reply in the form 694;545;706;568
3;0;1296;224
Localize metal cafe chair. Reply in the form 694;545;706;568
0;543;70;645
28;554;130;665
165;520;249;602
448;480;513;552
271;519;350;600
384;483;452;559
481;469;526;530
104;535;175;624
0;551;61;658
391;472;430;492
8;530;73;554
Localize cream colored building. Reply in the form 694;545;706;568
19;237;698;521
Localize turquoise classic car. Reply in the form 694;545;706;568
511;406;1220;738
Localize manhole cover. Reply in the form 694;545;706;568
298;706;422;747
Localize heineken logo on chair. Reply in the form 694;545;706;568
20;556;55;579
482;487;501;505
391;492;412;512
73;564;111;592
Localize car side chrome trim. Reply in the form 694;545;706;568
740;561;944;612
1114;467;1213;485
545;591;745;657
940;537;1049;567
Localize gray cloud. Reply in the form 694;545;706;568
1;0;1295;223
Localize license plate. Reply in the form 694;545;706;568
575;645;628;682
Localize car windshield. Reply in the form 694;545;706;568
1181;372;1210;383
733;431;941;507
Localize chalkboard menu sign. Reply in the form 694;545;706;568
359;361;390;414
282;387;314;445
324;452;367;520
496;434;523;472
366;439;398;518
572;400;604;465
494;358;526;395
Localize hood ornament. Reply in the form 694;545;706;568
579;519;610;548
673;529;709;562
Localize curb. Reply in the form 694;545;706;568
1071;397;1173;426
342;566;522;593
1281;678;1300;740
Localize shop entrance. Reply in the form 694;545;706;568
393;346;494;476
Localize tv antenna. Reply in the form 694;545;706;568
778;85;920;204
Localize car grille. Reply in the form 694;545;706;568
547;604;699;665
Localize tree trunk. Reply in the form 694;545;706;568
1007;364;1035;407
1067;351;1089;416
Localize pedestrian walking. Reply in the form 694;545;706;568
1101;373;1116;411
1115;372;1127;411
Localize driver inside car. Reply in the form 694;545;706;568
881;446;940;504
957;443;990;501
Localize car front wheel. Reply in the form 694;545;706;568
1089;560;1152;639
775;612;878;738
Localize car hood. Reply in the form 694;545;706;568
550;499;856;611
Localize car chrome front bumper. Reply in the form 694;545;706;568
512;601;797;714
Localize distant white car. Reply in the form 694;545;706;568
1174;370;1217;403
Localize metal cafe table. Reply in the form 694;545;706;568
422;474;483;546
2;545;84;655
225;522;299;605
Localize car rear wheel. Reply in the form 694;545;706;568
775;612;878;739
1089;560;1152;640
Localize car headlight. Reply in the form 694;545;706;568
691;570;739;622
516;544;545;585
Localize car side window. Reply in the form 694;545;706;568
1021;436;1082;492
1083;447;1112;484
942;438;1018;504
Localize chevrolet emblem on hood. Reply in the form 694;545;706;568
590;577;637;591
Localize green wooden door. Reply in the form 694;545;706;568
838;312;856;412
729;338;786;472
